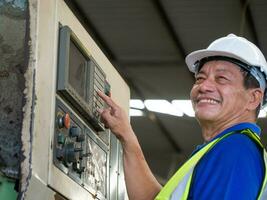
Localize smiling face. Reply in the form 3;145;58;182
190;60;256;125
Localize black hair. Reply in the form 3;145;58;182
240;69;261;118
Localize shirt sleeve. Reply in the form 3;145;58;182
188;134;264;200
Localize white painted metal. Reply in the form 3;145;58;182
24;0;130;199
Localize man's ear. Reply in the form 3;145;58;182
247;88;263;111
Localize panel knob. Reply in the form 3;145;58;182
69;126;85;142
69;126;80;137
64;143;79;164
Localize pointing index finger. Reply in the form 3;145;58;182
97;90;117;108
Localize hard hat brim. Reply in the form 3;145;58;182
185;49;252;73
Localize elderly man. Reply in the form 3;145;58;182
98;34;267;200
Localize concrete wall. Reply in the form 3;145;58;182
0;0;28;179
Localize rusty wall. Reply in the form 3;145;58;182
0;0;28;179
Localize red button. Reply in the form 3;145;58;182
63;113;71;129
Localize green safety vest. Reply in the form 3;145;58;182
155;129;267;200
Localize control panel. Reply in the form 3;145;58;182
57;26;110;133
54;100;108;199
53;25;113;199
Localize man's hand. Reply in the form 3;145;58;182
97;91;161;200
97;91;133;142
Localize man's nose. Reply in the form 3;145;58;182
198;78;216;93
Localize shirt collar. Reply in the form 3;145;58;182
193;122;261;155
212;122;261;140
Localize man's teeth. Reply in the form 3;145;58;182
198;99;218;104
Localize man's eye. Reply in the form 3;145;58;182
216;76;229;83
195;77;204;83
218;76;228;80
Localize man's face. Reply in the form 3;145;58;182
190;60;251;124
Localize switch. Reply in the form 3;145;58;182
58;113;71;129
57;133;65;144
69;126;79;137
69;126;85;142
64;143;80;164
104;80;111;97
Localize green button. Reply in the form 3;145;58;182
57;133;65;144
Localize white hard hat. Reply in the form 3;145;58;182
185;34;267;106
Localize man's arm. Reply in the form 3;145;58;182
97;91;162;200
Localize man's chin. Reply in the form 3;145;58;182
195;111;218;122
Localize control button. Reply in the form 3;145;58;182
69;126;80;137
65;143;79;163
63;113;71;129
69;126;85;142
58;113;71;129
104;80;111;97
57;133;65;144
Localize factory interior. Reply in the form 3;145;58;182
65;0;267;184
1;1;267;199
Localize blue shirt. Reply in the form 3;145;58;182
188;122;264;200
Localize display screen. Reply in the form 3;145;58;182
57;26;107;131
69;39;87;99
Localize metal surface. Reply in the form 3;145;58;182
7;0;131;199
54;98;109;199
109;134;119;200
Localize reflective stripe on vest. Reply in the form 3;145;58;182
155;129;267;200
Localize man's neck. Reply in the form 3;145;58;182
200;115;256;142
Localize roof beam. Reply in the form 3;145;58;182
115;59;184;67
63;0;117;61
239;0;260;48
152;0;186;58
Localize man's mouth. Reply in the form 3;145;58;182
196;98;220;105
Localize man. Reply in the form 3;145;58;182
98;34;267;200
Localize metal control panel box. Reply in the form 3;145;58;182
21;1;129;199
54;99;109;199
57;26;109;132
53;25;113;199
